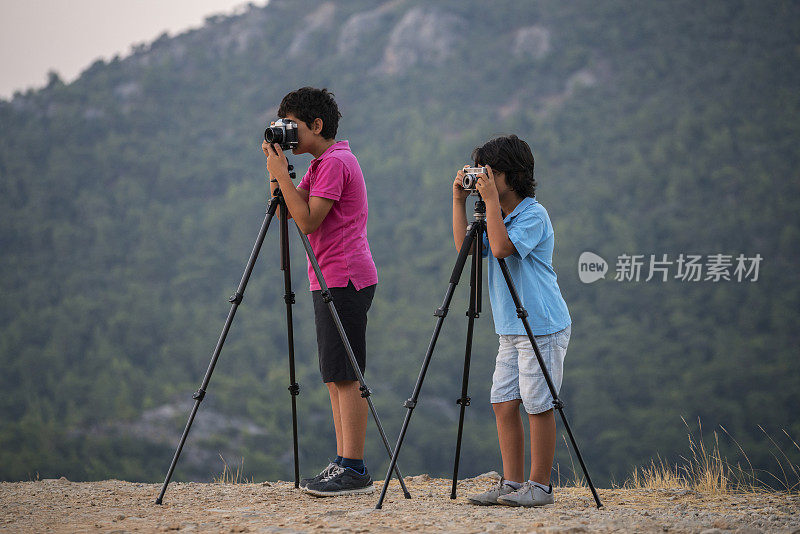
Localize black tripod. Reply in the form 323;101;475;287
376;197;602;509
155;171;410;504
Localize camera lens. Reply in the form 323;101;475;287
265;127;284;144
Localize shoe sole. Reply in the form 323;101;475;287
303;485;375;497
497;498;553;507
467;498;500;506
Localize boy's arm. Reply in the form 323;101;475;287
476;166;516;259
269;174;309;220
452;167;475;254
453;199;469;252
294;194;334;234
484;202;516;258
265;142;333;233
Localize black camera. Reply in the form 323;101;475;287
264;118;299;150
461;167;487;191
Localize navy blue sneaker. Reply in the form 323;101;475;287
303;464;374;497
299;461;338;490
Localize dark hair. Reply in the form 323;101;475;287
278;87;342;140
471;135;536;198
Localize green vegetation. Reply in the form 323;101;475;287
0;0;798;486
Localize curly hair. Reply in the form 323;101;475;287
471;135;536;198
277;87;342;140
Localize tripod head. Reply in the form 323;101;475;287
268;157;296;199
473;197;486;221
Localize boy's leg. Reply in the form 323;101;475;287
492;400;525;484
305;284;375;495
528;408;556;485
313;282;373;462
497;329;568;506
517;329;567;485
326;382;344;457
468;399;523;505
305;379;373;496
334;380;368;459
469;337;524;506
300;383;343;490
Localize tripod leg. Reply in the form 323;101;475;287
376;223;479;509
451;222;483;499
155;197;280;505
279;205;300;488
294;227;411;498
496;258;603;509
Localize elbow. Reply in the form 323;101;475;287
293;212;319;234
300;221;322;235
492;245;515;259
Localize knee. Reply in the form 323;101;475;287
530;408;553;418
529;408;555;424
492;400;522;418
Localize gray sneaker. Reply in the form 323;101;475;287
467;478;518;506
299;462;338;489
497;481;554;507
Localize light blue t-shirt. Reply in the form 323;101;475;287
481;196;571;336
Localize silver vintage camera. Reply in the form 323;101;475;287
461;167;487;191
264;118;299;150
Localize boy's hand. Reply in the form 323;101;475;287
453;166;470;202
476;165;499;205
263;141;290;182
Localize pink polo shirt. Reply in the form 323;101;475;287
297;140;378;291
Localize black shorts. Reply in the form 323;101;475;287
312;281;376;383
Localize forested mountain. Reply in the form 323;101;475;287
1;0;798;486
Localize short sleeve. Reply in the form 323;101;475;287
297;169;311;191
308;157;346;201
507;208;545;259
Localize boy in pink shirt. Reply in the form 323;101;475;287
262;87;377;496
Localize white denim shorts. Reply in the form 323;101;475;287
490;325;571;414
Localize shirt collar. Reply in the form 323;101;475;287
503;196;537;223
310;140;349;168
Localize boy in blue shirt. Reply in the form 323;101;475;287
452;135;571;507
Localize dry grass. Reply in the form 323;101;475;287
555;434;588;488
211;418;800;495
627;455;686;490
212;453;253;485
625;417;800;494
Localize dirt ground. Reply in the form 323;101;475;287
1;473;798;533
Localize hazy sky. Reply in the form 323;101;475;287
0;0;268;99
